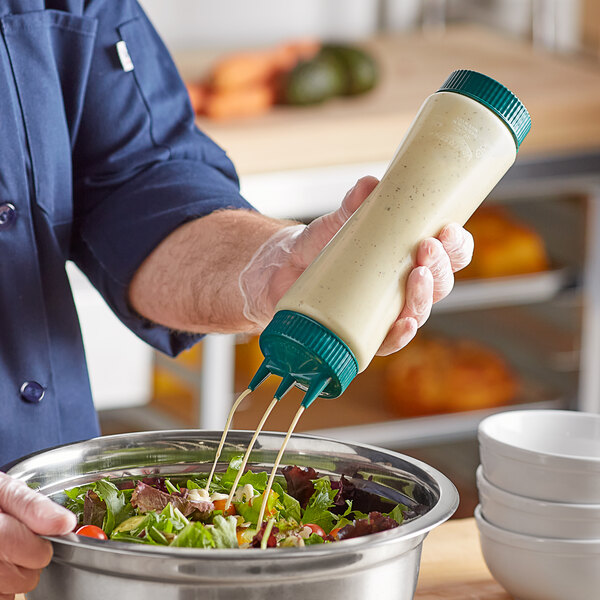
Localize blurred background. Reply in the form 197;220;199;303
138;0;583;53
71;0;600;518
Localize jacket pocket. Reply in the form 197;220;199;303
1;10;97;223
117;15;199;158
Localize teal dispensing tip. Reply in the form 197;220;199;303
248;361;272;391
274;374;297;400
301;376;332;408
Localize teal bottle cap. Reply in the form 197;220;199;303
438;70;531;150
249;310;358;407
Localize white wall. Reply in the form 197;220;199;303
452;0;581;52
383;0;581;53
139;0;380;51
141;1;582;54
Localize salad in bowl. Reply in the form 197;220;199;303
64;456;411;550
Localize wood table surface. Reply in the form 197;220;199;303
415;517;510;599
18;518;508;600
175;25;600;175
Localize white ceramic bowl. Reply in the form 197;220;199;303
476;465;600;539
475;505;600;600
478;410;600;503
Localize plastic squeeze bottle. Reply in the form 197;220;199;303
248;69;531;407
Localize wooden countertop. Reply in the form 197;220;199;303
174;25;600;175
416;518;509;599
18;518;504;600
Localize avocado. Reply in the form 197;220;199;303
281;44;378;105
320;44;379;96
281;54;346;105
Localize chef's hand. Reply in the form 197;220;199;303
0;472;77;598
239;176;474;353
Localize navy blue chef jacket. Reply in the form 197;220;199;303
0;0;253;468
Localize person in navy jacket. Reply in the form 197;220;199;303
0;1;473;595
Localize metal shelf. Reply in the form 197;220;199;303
304;399;564;449
435;268;573;313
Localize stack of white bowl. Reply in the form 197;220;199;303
475;409;600;600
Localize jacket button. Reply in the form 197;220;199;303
20;381;45;403
0;203;17;229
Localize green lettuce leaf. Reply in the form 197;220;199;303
219;456;244;488
237;470;268;492
273;482;301;522
186;477;221;493
387;503;407;525
301;477;337;532
164;479;179;494
219;456;269;493
94;480;132;535
211;515;239;548
110;503;189;545
63;483;95;523
235;489;278;525
304;532;325;545
275;517;300;534
171;522;215;548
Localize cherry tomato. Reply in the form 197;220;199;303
213;498;237;517
329;527;342;539
303;523;326;537
75;525;108;540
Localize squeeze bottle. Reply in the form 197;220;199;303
248;70;531;407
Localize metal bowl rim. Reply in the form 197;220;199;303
10;429;459;558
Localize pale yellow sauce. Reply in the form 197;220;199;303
225;397;279;511
256;405;305;529
205;387;252;491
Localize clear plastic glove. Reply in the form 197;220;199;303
0;471;77;598
239;176;474;354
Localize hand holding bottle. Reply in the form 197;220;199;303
239;175;473;354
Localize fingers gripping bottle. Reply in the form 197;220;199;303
249;70;531;408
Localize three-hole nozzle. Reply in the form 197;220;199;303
248;360;331;408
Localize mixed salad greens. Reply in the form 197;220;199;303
62;457;410;549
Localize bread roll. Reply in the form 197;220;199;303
457;206;549;279
383;336;518;417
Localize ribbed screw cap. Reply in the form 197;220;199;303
438;69;531;149
257;310;358;400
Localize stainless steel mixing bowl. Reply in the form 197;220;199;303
7;429;458;600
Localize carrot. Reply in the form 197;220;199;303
272;39;322;73
185;81;207;114
201;40;322;119
209;40;321;92
213;498;237;517
210;51;278;91
203;84;275;120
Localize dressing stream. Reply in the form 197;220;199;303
203;380;308;543
224;397;278;511
255;404;305;528
205;388;252;491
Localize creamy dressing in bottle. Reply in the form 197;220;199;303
248;70;531;406
277;91;516;372
223;72;531;533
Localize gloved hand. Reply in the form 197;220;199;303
0;471;77;598
239;176;474;354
